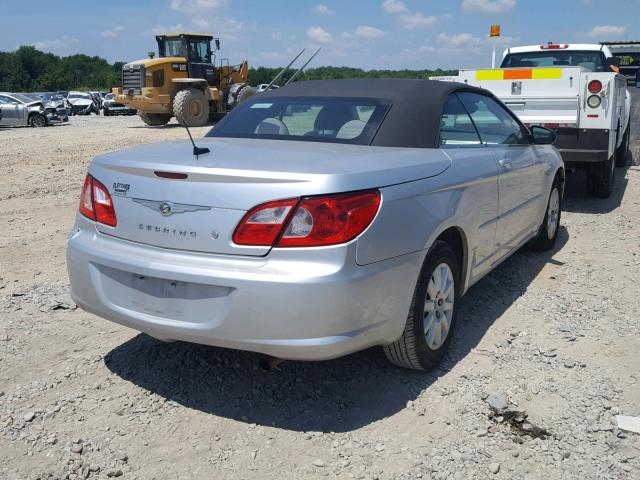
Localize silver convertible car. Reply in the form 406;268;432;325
67;79;564;370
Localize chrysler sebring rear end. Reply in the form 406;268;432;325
67;79;563;370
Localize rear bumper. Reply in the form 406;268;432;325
553;128;610;164
66;216;418;361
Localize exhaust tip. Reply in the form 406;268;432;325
259;356;284;371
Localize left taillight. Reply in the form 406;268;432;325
78;174;117;227
233;190;381;248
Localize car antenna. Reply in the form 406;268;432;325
181;121;210;158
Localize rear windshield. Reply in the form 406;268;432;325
501;50;607;72
207;96;391;145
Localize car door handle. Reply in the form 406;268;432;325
498;158;513;168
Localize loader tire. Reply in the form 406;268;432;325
235;85;256;105
138;112;171;126
173;88;209;127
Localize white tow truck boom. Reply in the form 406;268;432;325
433;43;632;198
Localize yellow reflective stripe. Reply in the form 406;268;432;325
531;68;563;79
475;68;563;80
476;70;504;80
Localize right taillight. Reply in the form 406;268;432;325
233;190;381;248
78;174;117;227
588;80;602;94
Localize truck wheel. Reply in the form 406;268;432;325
528;178;562;251
173;88;209;127
138;112;171;126
615;127;630;167
383;241;460;371
29;113;47;128
587;154;615;198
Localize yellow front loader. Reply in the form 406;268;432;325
113;33;255;126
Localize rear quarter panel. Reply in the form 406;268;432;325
356;146;501;293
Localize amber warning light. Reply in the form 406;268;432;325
490;25;501;37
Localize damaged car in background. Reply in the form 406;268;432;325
102;93;137;116
66;91;99;115
0;92;48;127
32;92;69;124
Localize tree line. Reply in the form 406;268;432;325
0;46;457;92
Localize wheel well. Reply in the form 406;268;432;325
555;167;566;194
436;227;467;289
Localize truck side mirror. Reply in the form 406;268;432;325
606;57;620;68
215;39;220;50
530;125;556;145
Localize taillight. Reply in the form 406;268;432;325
233;190;381;248
233;199;298;246
78;174;117;227
278;191;381;247
588;80;602;94
79;175;95;220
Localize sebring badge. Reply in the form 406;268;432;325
132;198;211;216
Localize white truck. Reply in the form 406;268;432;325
433;43;632;198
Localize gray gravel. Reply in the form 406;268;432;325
1;96;640;479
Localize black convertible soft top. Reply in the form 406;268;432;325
256;78;494;148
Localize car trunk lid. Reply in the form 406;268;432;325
89;137;451;256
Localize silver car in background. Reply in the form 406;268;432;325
67;79;564;370
0;92;48;127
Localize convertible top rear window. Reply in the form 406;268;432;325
207;96;391;145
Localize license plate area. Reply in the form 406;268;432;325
95;264;233;323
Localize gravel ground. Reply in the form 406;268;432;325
1;96;640;480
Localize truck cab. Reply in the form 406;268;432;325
155;33;219;86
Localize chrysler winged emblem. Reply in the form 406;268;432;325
132;198;211;216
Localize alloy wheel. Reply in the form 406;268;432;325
546;187;560;240
423;262;455;350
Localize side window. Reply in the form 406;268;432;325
439;94;482;146
0;96;12;105
457;92;528;145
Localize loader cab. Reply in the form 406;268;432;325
155;33;220;85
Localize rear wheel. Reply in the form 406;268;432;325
587;154;615;198
29;113;47;128
528;178;562;251
138;112;171;126
173;88;209;127
383;241;459;371
615;126;630;167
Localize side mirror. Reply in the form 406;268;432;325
215;39;220;50
606;56;620;68
530;125;556;145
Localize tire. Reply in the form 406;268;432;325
528;178;562;251
103;109;110;116
138;111;171;126
383;241;460;371
173;88;209;127
587;154;615;198
615;126;630;167
235;85;257;105
29;113;47;128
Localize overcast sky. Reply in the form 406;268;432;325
2;0;638;69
